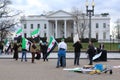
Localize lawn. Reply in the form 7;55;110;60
54;42;120;52
18;42;120;52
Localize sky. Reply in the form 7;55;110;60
10;0;120;30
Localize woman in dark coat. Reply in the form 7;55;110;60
13;42;20;60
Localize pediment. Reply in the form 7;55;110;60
47;10;73;18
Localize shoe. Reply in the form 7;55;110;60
62;66;66;68
56;66;59;68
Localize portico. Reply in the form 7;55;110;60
48;19;74;38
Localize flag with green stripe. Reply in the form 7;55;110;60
22;37;31;51
3;39;10;52
4;39;9;46
31;28;40;38
46;36;57;57
16;28;22;37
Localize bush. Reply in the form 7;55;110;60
81;38;98;43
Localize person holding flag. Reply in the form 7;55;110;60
21;37;31;62
30;40;37;63
86;41;96;65
40;39;48;61
13;41;21;60
43;36;57;61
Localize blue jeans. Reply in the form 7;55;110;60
57;49;66;67
21;51;27;61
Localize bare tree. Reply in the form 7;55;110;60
0;0;21;41
71;7;88;39
115;19;120;39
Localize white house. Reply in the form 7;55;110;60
20;10;110;42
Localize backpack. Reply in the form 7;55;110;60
94;64;104;71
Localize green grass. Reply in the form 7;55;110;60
18;42;120;52
54;42;120;51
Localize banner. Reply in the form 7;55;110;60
31;28;40;38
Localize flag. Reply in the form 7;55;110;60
16;28;22;37
3;39;10;52
73;33;79;43
22;37;31;51
46;36;57;57
4;39;10;47
92;52;102;60
31;28;40;38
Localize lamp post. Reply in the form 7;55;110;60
86;0;95;41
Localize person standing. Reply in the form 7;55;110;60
21;39;28;62
13;42;20;60
0;42;3;55
56;39;67;68
40;40;48;61
86;41;96;65
30;41;37;63
73;40;82;66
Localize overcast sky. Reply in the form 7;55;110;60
10;0;120;29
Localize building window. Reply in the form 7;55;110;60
37;24;40;29
96;23;99;28
44;33;46;37
96;32;98;40
103;32;106;40
31;24;33;29
71;33;73;37
44;24;46;29
24;24;26;29
103;23;106;28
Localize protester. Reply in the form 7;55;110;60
40;40;48;61
21;41;27;62
30;41;37;63
13;42;20;60
56;39;67;68
73;40;82;66
86;41;96;65
0;42;3;55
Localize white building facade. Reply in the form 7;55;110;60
20;10;110;41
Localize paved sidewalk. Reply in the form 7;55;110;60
0;59;120;80
0;52;120;59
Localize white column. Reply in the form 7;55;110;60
46;21;49;38
55;20;58;38
64;20;67;38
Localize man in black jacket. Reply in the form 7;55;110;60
87;41;96;65
73;40;82;66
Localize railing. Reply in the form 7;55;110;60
98;39;120;43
